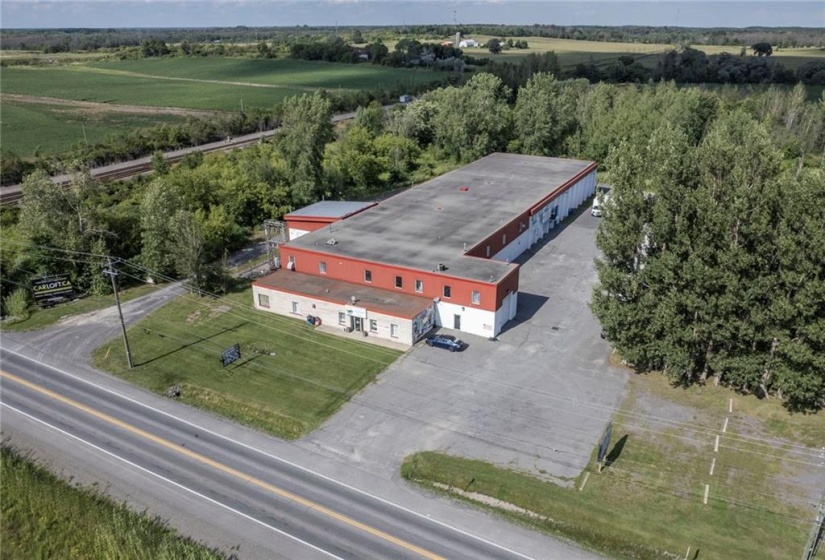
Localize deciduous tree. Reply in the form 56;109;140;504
276;93;333;204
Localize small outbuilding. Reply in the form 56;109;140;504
283;201;376;242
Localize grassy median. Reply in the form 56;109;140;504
0;445;228;560
402;373;821;560
93;285;400;439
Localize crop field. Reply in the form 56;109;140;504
1;58;445;112
460;35;825;70
0;57;446;156
1;99;188;156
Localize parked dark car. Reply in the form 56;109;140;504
425;335;465;352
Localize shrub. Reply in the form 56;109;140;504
3;288;30;322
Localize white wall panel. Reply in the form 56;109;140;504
435;300;498;338
253;285;417;345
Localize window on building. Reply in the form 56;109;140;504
471;290;480;305
486;245;490;257
287;255;295;269
415;279;423;293
364;270;372;283
258;293;270;308
502;233;507;245
291;301;299;314
443;285;451;298
369;319;377;332
338;312;347;325
390;324;399;338
319;261;327;274
395;276;403;288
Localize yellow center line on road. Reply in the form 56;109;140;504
1;370;444;560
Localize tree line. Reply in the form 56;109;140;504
2;79;823;410
3;25;823;52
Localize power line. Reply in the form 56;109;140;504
9;240;822;468
105;254;825;463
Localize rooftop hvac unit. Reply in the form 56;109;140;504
437;263;446;272
326;238;337;245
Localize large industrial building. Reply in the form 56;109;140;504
253;153;597;346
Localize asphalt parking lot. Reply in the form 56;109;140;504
300;208;629;482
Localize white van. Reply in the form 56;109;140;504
591;186;612;217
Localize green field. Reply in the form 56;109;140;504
0;57;446;156
1;58;445;112
459;35;825;70
1;445;226;560
92;285;400;439
0;100;188;156
402;372;822;560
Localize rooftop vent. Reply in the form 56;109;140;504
437;263;446;272
350;296;357;304
326;238;337;245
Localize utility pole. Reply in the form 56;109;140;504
263;219;285;271
103;257;133;369
802;487;825;560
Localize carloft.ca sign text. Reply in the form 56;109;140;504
32;274;75;307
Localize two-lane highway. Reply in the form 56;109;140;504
0;348;595;559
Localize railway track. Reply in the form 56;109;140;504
1;110;358;206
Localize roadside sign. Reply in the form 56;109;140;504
220;343;241;368
32;274;74;307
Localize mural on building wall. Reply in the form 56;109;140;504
412;306;435;340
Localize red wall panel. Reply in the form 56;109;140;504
280;246;503;312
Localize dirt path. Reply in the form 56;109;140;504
1;93;223;118
77;66;326;92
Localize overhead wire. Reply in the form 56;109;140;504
29;245;817;468
9;242;825;510
93;268;825;500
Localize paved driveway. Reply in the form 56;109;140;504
301;209;629;482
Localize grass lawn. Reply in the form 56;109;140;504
402;371;822;560
0;58;446;113
0;100;189;157
0;445;227;560
1;284;160;332
92;285;400;439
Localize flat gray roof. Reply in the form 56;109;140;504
288;153;595;282
255;269;433;319
285;200;375;219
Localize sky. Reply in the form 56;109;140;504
1;1;823;30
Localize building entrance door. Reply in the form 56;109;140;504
353;317;363;331
453;314;461;330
